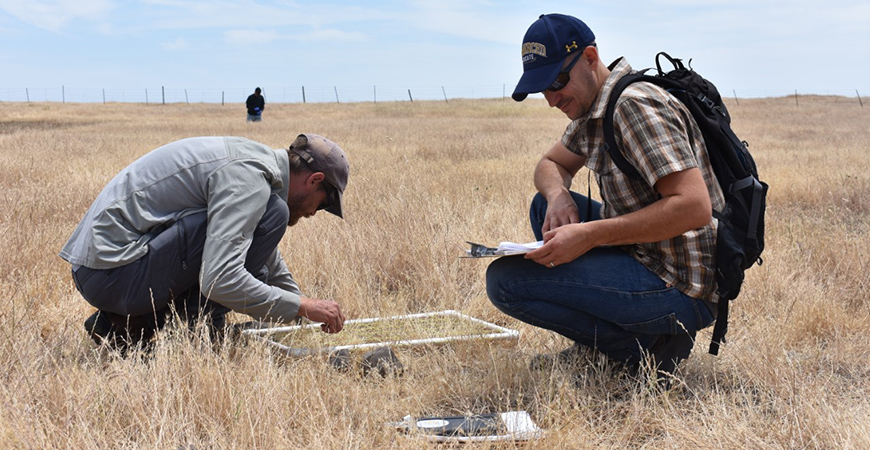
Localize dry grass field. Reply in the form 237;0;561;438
0;96;868;449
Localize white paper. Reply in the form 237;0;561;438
391;410;545;443
464;240;543;258
499;411;544;439
494;240;543;255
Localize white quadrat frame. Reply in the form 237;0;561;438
242;310;520;357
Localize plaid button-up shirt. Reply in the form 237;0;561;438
562;58;725;301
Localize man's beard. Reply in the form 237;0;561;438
286;192;306;226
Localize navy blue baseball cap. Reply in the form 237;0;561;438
512;14;596;102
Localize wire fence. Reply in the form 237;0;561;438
0;85;866;106
0;85;512;104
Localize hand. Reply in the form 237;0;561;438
542;189;581;234
298;297;345;333
526;223;596;268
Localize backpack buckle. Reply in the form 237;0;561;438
696;93;716;110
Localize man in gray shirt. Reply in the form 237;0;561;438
61;134;348;353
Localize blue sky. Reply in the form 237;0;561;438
1;0;868;102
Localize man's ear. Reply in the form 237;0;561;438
307;172;325;187
583;45;598;65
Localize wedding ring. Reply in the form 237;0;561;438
549;262;555;268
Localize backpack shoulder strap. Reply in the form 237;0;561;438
602;73;644;180
602;72;684;180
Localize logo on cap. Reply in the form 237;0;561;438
521;42;547;64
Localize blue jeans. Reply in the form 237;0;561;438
486;192;714;365
72;194;289;341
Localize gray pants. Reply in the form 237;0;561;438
73;194;289;341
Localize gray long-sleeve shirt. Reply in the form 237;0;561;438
60;136;302;323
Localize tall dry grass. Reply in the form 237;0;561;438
0;97;867;449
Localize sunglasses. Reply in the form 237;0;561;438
545;45;594;92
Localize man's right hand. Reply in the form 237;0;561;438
542;188;581;235
298;297;345;333
534;140;586;235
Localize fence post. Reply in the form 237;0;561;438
442;86;448;103
794;89;798;107
162;86;165;105
184;89;189;105
334;86;340;103
62;85;65;103
732;89;739;106
302;86;306;104
374;85;376;103
857;90;863;108
408;89;413;102
222;91;225;106
145;89;149;104
26;88;30;103
103;88;106;104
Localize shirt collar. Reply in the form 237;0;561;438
276;148;290;202
585;57;633;121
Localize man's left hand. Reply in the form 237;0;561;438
298;297;345;333
525;223;596;268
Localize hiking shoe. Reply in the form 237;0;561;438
83;310;131;355
83;310;115;346
646;331;696;389
529;343;587;371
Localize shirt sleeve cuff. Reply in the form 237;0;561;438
260;288;301;324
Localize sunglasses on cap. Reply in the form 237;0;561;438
545;44;595;92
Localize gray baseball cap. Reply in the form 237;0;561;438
288;133;349;218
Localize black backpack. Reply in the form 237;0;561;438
602;52;768;355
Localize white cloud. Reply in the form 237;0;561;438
161;37;188;50
400;0;528;45
96;22;113;34
224;27;366;46
224;29;282;46
0;0;114;32
294;28;367;42
137;0;389;31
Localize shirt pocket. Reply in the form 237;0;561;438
594;171;641;215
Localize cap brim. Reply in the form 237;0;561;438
511;59;564;101
325;184;344;219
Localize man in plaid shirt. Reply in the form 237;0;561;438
486;14;724;380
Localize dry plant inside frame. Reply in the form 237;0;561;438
242;310;519;357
